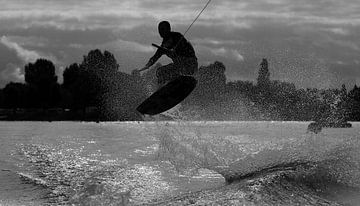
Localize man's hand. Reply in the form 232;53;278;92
131;69;140;76
131;66;148;76
139;66;150;72
166;49;176;58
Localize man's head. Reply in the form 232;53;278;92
158;21;171;38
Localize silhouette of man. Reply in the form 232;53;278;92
138;21;198;87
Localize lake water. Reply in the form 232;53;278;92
0;121;360;205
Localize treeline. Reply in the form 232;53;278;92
0;50;146;121
183;59;359;123
0;50;359;122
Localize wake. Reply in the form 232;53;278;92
154;122;360;187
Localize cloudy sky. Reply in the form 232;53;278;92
0;0;359;89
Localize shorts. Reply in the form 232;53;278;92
156;57;198;85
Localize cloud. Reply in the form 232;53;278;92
0;63;24;83
0;0;156;31
1;0;359;37
204;46;244;62
102;39;155;53
0;36;41;62
69;39;154;53
3;35;49;48
1;0;360;33
230;50;245;61
193;38;246;46
0;36;59;63
1;0;360;89
324;28;350;36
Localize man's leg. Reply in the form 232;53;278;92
156;63;180;88
178;57;198;76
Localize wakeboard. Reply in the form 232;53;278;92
136;75;197;115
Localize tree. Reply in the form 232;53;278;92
189;61;226;119
25;59;57;86
338;84;350;122
348;85;360;121
257;58;270;87
254;59;271;119
3;82;27;111
0;89;4;108
63;63;81;90
24;59;60;108
62;63;84;109
63;49;146;120
79;49;119;107
194;61;226;102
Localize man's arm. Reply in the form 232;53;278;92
145;47;163;67
138;51;160;72
138;46;163;72
139;38;174;72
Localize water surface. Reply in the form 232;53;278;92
0;121;359;205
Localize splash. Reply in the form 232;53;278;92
155;122;360;187
17;139;173;205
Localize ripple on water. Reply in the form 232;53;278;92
10;122;360;205
17;141;174;205
151;122;360;205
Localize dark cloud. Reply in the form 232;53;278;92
0;43;24;87
0;0;359;89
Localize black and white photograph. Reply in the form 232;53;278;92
0;0;360;205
